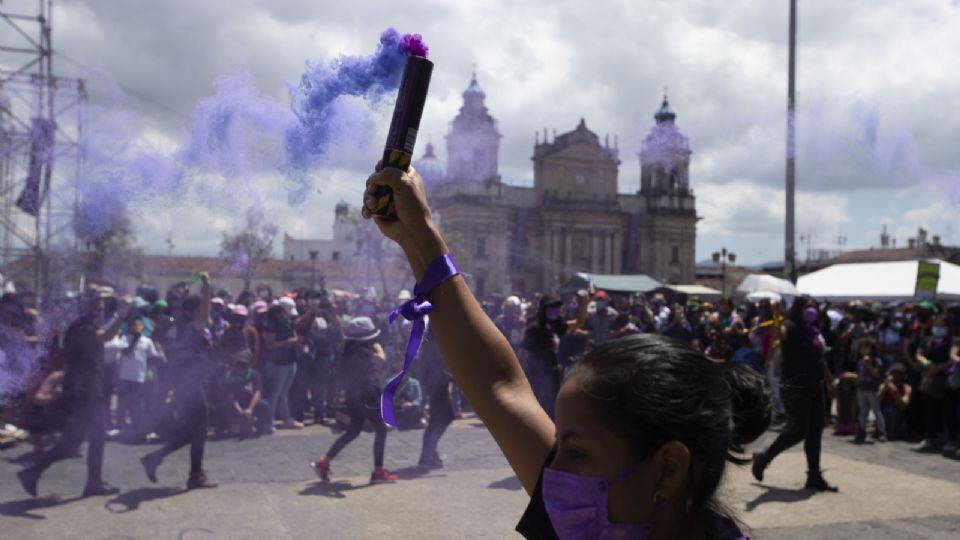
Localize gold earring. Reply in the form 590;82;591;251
652;489;662;504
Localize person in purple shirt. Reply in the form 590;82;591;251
361;164;766;540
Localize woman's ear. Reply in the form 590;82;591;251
652;440;692;502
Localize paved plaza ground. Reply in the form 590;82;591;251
1;415;959;539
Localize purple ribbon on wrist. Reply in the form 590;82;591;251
381;253;460;427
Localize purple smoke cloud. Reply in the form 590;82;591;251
74;28;429;234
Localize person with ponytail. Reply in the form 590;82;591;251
751;296;838;492
362;165;769;539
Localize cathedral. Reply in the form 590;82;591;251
414;73;698;297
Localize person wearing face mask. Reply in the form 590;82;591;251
521;293;590;420
586;290;616;347
903;302;936;440
361;165;765;539
914;315;959;454
752;296;838;492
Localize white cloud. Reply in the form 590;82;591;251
697;182;851;237
6;0;956;261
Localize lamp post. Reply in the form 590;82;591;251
308;250;318;290
712;248;737;298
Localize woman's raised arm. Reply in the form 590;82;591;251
362;166;554;494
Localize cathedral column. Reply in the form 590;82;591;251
551;227;561;283
564;228;573;270
605;232;614;274
613;231;623;274
591;230;601;274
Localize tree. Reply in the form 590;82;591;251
220;207;277;292
73;208;143;292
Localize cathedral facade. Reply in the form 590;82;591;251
415;74;697;297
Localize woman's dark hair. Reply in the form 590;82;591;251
787;295;817;325
857;336;879;357
343;338;374;356
568;333;771;515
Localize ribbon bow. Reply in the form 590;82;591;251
389;295;434;324
380;254;459;427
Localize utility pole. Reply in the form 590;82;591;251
785;0;798;283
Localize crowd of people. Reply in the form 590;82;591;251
1;268;958;499
490;290;960;458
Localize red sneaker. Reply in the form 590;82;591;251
370;467;398;483
310;458;331;483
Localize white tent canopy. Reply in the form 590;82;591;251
735;274;800;296
797;259;960;302
667;284;722;298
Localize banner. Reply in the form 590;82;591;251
916;261;940;298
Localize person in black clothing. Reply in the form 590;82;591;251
310;316;399;484
289;292;339;425
18;286;129;497
417;329;454;469
903;303;935;440
521;294;589;419
752;296;839;492
915;315;958;453
140;273;217;490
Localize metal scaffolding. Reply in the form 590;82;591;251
0;0;86;293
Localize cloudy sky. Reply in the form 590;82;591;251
6;0;959;266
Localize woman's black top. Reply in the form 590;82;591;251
516;449;749;539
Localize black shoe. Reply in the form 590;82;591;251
804;472;838;492
82;482;120;497
186;470;218;490
751;452;767;483
853;432;866;444
17;467;39;497
141;453;161;483
417;457;444;470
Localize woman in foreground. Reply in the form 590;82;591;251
362;166;770;540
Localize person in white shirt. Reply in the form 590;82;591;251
114;318;161;439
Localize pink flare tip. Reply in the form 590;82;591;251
400;33;429;57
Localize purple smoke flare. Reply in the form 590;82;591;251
284;28;429;184
400;33;429;57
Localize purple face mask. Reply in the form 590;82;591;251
802;306;819;325
543;464;657;540
546;307;563;322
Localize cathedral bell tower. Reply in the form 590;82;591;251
445;71;502;182
634;94;697;285
640;94;691;195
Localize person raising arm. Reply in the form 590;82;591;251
363;165;766;540
362;167;553;494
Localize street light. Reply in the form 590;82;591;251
712;248;737;297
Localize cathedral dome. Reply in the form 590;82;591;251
414;142;447;183
334;200;350;217
462;72;485;100
642;94;689;163
654;95;677;123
